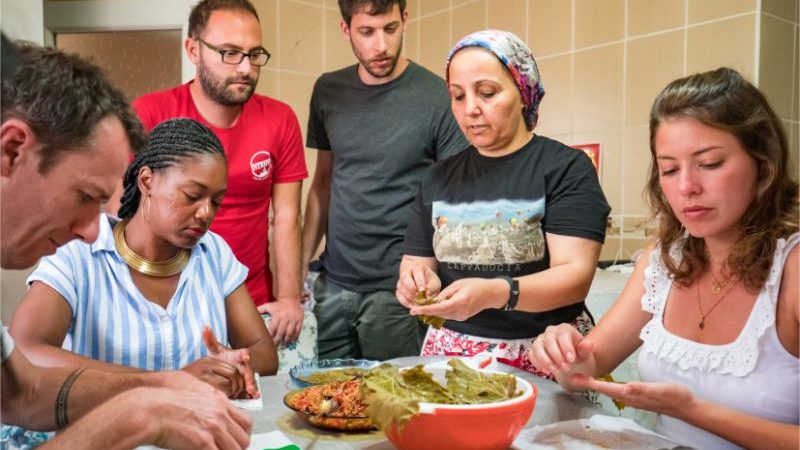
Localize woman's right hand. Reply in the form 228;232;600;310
396;258;442;310
528;323;596;380
181;357;246;399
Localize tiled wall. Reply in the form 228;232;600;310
760;0;800;193
253;0;798;262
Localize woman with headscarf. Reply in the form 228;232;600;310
396;30;610;376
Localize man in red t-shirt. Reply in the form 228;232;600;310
126;0;308;345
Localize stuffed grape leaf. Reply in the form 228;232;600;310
414;292;445;329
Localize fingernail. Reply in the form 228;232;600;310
566;352;575;362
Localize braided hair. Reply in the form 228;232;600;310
118;118;225;219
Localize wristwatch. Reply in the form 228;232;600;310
497;276;519;311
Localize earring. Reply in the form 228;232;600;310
143;195;152;223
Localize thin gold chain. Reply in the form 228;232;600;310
708;266;733;295
696;274;738;330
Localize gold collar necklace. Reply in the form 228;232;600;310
113;220;190;277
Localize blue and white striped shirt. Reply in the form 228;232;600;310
28;214;248;371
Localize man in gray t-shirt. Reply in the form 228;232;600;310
302;0;467;360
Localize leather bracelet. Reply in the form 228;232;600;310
55;368;85;429
497;276;520;311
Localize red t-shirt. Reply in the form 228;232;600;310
133;82;308;306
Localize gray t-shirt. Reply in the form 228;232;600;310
307;62;468;291
1;323;14;362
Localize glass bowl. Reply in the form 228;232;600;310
288;358;379;388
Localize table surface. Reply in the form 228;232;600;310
248;356;611;450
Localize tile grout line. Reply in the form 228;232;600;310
525;0;530;45
683;0;689;76
449;0;453;54
569;0;575;149
277;0;282;99
754;0;762;86
537;9;757;62
620;0;629;255
322;1;327;72
792;12;799;164
416;0;421;65
762;10;796;26
265;67;319;76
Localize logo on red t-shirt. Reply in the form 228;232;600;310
250;150;273;181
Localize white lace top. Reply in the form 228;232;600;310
638;233;799;450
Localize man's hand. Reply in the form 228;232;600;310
257;299;304;346
42;384;253;450
145;386;253;450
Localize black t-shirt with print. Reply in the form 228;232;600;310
403;135;610;339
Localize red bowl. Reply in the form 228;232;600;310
385;370;537;450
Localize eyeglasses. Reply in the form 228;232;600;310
196;37;271;66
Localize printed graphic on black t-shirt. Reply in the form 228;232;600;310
432;198;545;266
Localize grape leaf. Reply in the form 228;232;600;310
360;360;521;432
596;373;626;410
445;359;518;404
362;373;419;432
414;292;446;329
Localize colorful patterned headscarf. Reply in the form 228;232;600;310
446;29;545;129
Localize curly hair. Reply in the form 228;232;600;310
338;0;406;26
646;67;799;292
117;118;226;219
188;0;259;38
1;42;146;173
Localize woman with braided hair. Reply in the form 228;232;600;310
10;118;278;405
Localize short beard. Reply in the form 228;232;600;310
356;36;404;80
198;62;256;106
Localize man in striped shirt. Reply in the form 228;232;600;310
1;37;252;449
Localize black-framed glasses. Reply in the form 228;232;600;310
196;37;271;66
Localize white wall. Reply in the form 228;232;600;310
1;0;44;44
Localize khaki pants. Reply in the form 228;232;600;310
313;273;424;361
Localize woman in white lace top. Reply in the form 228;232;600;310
528;67;798;450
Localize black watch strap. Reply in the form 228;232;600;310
497;276;519;311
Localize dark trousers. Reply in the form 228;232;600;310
313;273;424;361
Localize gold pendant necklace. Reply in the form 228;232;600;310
710;279;722;295
709;265;732;295
696;275;737;330
114;220;190;277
